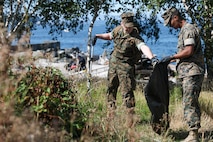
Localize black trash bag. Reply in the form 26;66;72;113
144;62;170;135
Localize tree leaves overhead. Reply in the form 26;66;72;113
1;0;211;44
36;0;162;42
1;0;212;77
1;0;38;42
36;1;83;36
36;0;111;36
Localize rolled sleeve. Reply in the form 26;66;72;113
137;42;146;51
184;38;195;46
110;32;113;39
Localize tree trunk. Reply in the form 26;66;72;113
86;11;99;95
0;0;10;48
0;1;5;47
204;29;213;91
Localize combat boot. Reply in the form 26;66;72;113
181;130;199;142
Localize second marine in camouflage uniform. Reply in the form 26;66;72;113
161;7;205;141
177;22;205;131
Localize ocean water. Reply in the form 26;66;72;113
31;21;178;59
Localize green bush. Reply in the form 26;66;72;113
14;66;85;138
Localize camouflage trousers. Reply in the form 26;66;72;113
181;74;204;131
106;64;136;110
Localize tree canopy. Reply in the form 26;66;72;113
0;0;39;46
0;0;212;78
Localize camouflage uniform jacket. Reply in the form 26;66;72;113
176;22;205;78
110;25;143;71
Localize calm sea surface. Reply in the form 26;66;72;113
31;21;178;59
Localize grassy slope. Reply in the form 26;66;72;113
75;78;213;141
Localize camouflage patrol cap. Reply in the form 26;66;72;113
161;7;179;26
121;12;135;27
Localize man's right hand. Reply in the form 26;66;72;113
91;36;97;46
159;56;173;64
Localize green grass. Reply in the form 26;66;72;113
199;91;213;119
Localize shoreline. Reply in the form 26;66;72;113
12;48;177;84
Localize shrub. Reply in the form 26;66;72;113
14;66;85;138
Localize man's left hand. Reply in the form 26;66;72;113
151;57;159;67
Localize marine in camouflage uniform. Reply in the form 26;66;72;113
177;22;205;131
161;7;205;141
92;12;158;128
108;18;144;110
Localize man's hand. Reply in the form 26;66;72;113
151;57;159;67
91;36;97;46
159;56;173;63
